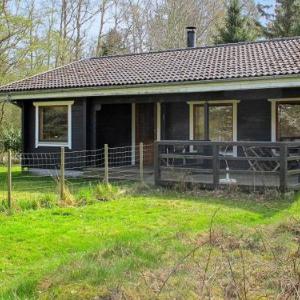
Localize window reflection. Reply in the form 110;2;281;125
277;103;300;141
194;104;233;141
39;106;68;142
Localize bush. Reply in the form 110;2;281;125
2;127;21;153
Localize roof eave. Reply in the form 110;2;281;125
1;75;300;101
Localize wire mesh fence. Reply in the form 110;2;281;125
0;143;154;208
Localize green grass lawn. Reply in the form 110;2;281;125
0;167;300;299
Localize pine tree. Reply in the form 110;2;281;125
260;0;300;37
214;0;258;44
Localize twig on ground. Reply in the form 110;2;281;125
157;209;220;297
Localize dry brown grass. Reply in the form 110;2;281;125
131;218;300;300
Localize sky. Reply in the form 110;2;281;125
255;0;275;5
254;0;275;25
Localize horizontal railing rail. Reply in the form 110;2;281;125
154;140;300;192
157;140;300;147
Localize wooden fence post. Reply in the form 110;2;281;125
7;150;12;209
60;147;65;200
280;143;288;193
212;144;219;189
154;142;160;185
139;142;144;183
104;144;109;184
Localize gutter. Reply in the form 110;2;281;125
1;75;300;101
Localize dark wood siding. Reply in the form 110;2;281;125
237;99;271;141
162;102;189;140
96;104;131;148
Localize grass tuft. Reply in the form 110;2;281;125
39;193;57;209
75;185;96;206
94;183;124;202
18;198;39;211
59;186;75;207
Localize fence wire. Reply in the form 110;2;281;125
0;143;154;205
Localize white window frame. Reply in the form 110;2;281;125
33;101;74;149
269;98;300;142
188;100;239;155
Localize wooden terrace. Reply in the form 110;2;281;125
154;140;300;192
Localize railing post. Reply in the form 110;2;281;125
104;144;109;184
7;150;12;209
154;142;160;185
280;143;288;193
139;142;144;183
60;147;65;200
212;144;219;189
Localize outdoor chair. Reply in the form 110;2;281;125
164;145;187;167
242;146;280;172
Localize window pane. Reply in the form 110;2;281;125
39;106;68;142
209;105;233;141
194;105;204;140
278;103;300;141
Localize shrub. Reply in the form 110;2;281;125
2;127;21;153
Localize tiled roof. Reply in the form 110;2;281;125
1;37;300;93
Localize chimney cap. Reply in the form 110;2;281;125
186;26;197;30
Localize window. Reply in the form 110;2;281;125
34;101;73;148
193;103;234;141
39;106;68;142
277;102;300;141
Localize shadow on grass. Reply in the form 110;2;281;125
129;184;299;220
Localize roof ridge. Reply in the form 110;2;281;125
89;36;300;60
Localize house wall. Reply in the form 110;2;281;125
161;98;272;142
162;102;189;140
237;99;271;141
19;87;300;155
95;104;131;148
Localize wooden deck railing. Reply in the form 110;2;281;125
154;140;300;192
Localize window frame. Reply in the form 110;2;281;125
188;100;239;156
188;100;239;142
33;101;74;149
270;98;300;142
